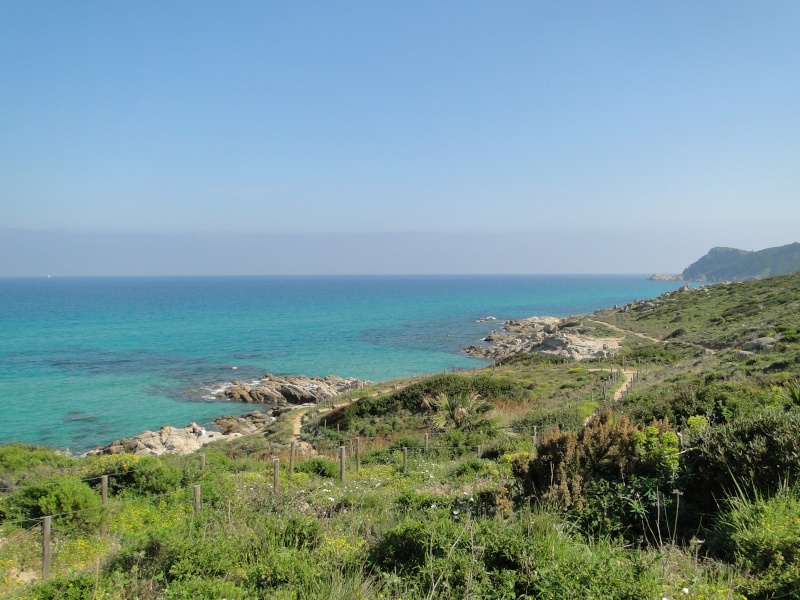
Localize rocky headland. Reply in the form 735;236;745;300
464;316;620;362
650;242;800;282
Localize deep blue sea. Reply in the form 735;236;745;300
0;275;682;451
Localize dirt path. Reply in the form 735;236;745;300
290;409;309;440
287;398;362;442
613;370;638;402
589;367;639;402
586;319;662;343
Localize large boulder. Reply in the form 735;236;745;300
88;422;241;457
742;337;777;351
223;374;367;405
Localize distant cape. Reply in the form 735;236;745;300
650;242;800;282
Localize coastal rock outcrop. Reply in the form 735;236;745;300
464;316;620;362
223;374;368;405
649;273;683;281
88;412;278;457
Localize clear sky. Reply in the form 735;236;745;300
1;1;798;275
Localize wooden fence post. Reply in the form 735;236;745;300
339;446;346;482
199;453;206;470
476;445;482;458
356;437;361;472
42;515;51;580
273;458;280;495
193;485;201;515
424;432;429;453
289;442;296;476
402;447;408;472
100;475;108;537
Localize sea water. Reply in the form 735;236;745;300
0;275;682;451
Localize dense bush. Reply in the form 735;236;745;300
0;443;75;481
621;378;773;426
687;408;800;512
295;456;339;479
621;345;684;364
499;352;564;366
1;476;104;532
340;373;519;422
513;411;679;508
711;485;800;599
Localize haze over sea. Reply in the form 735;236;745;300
0;275;682;452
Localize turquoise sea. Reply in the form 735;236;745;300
0;276;683;451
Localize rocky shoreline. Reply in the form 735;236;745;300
464;315;620;362
86;373;370;457
222;373;367;404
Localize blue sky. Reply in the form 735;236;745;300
1;1;798;275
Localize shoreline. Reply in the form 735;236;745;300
5;280;693;455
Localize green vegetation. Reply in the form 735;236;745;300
5;272;800;598
680;242;800;282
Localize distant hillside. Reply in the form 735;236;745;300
651;242;800;282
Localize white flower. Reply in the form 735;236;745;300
682;589;690;595
328;497;335;502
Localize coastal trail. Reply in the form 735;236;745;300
587;368;638;403
585;319;662;344
613;370;638;402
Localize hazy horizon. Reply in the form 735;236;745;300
2;227;796;277
2;3;798;276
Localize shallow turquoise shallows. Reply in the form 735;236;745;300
0;275;682;451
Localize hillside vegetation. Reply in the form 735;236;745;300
4;273;800;598
671;242;800;282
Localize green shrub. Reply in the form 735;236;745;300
688;408;800;512
395;490;449;512
712;485;800;599
513;411;679;512
21;573;97;600
479;435;529;459
449;458;488;480
295;457;339;479
2;476;104;532
621;345;683;364
0;444;75;480
368;518;461;575
342;373;519;421
622;378;772;425
500;353;564;366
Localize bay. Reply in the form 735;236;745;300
0;275;681;451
